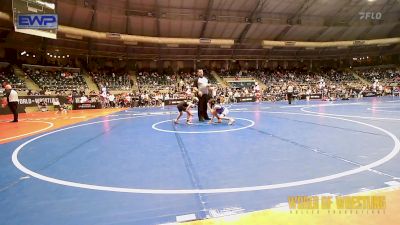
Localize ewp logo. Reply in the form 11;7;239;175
16;14;58;29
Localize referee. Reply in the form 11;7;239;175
3;84;19;122
287;82;294;105
193;69;210;122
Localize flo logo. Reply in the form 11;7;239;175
359;12;382;20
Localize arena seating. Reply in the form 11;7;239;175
0;64;26;90
23;65;87;92
4;62;397;106
137;71;176;87
356;68;400;85
217;68;370;101
90;70;132;91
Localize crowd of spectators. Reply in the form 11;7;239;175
356;68;400;85
105;67;398;107
137;71;176;86
0;65;26;90
2;62;400;110
133;70;217;107
89;70;132;91
24;66;87;93
213;67;400;102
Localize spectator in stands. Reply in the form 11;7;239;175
44;89;52;95
108;93;115;108
38;101;48;112
80;95;88;103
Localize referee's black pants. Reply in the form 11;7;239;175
8;102;18;122
287;93;293;105
198;93;210;121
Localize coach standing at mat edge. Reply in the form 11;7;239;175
2;83;19;122
193;69;211;122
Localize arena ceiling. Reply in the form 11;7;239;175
1;0;400;60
